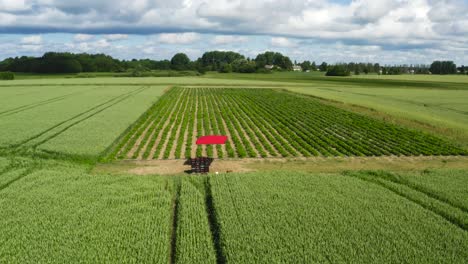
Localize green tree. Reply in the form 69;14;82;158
171;53;191;71
430;61;456;74
326;65;350;76
255;51;293;70
219;63;233;73
319;62;328;72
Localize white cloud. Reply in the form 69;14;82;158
95;39;111;48
74;34;94;42
104;34;128;41
212;35;248;45
156;32;200;44
20;35;42;45
271;37;296;47
0;0;30;11
0;0;467;64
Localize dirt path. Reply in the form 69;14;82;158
95;156;468;176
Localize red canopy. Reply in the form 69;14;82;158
196;135;228;145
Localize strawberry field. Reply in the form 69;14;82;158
111;87;466;160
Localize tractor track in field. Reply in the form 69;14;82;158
10;86;148;152
0;90;86;118
317;87;468;116
204;177;227;264
350;172;468;231
0;166;38;193
169;180;181;264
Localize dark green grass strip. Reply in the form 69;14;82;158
347;171;468;231
205;177;227;264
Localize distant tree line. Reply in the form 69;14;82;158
0;51;466;76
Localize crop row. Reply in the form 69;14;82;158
115;87;466;160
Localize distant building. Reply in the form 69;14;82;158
293;65;302;71
264;65;274;70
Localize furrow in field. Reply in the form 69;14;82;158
190;90;200;158
169;88;194;159
219;89;274;158
174;89;194;159
232;90;300;157
127;119;157;158
209;92;246;158
215;91;260;158
146;88;187;160
201;89;216;158
129;91;177;159
113;86;177;159
208;92;237;158
165;89;191;159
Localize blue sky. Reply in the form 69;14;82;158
1;0;467;64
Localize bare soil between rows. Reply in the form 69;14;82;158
94;156;468;176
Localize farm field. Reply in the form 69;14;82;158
0;75;467;262
112;87;465;160
0;157;467;263
209;72;468;145
0;85;167;160
210;170;468;263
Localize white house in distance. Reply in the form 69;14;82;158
264;65;274;70
293;65;302;71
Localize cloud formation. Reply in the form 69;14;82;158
0;0;467;64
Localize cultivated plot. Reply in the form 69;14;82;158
112;87;466;160
210;171;468;263
0;85;167;160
